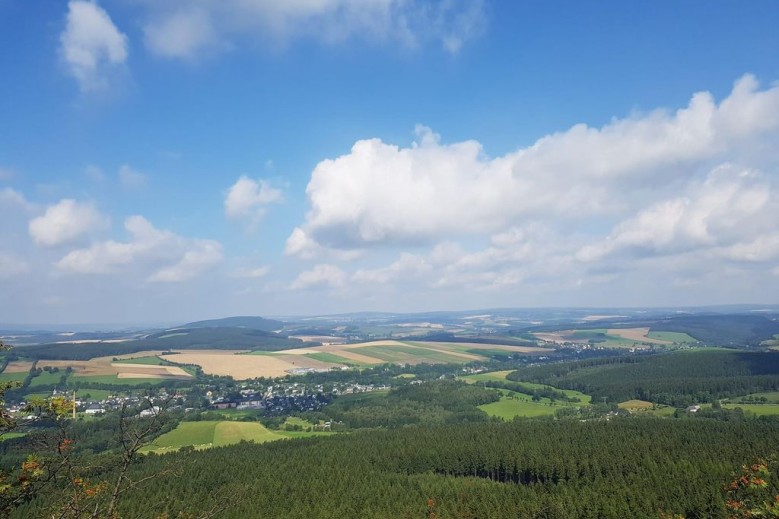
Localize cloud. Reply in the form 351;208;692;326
139;0;485;60
60;1;129;91
577;165;777;262
290;264;347;290
289;76;779;256
0;167;13;180
56;215;222;282
118;164;148;190
28;199;107;247
224;175;283;223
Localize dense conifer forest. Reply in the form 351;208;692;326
10;419;779;518
508;350;779;406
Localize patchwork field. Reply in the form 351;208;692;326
139;420;324;454
34;352;193;382
533;327;696;348
169;341;552;380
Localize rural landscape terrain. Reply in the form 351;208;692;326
2;306;779;517
3;1;779;517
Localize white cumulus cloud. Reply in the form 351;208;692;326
29;199;107;247
56;215;222;282
289;76;779;257
224;175;283;223
60;0;129;91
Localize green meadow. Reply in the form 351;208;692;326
69;374;167;386
0;372;27;383
304;352;359;365
478;391;559;419
646;331;698;343
112;356;167;365
140;420;326;454
459;370;513;383
723;404;779;416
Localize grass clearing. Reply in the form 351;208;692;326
29;370;67;387
723;404;779;416
478;393;560;419
0;372;27;383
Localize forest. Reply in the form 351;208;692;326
507;349;779;406
8;419;779;518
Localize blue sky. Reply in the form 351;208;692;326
1;1;778;325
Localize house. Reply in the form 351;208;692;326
139;406;161;417
85;404;104;415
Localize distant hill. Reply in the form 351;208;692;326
525;313;779;347
12;326;313;361
181;316;284;332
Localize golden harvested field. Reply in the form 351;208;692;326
160;350;332;379
3;360;34;373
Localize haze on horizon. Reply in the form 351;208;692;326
1;1;778;325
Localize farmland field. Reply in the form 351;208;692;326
171;340;552;379
646;331;698;343
141;420;293;454
460;370;513;383
112;355;167;365
32;351;192;384
69;374;171;386
533;327;691;348
2;360;34;373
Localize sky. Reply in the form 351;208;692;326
1;1;779;325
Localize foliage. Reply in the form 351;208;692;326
723;458;779;518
